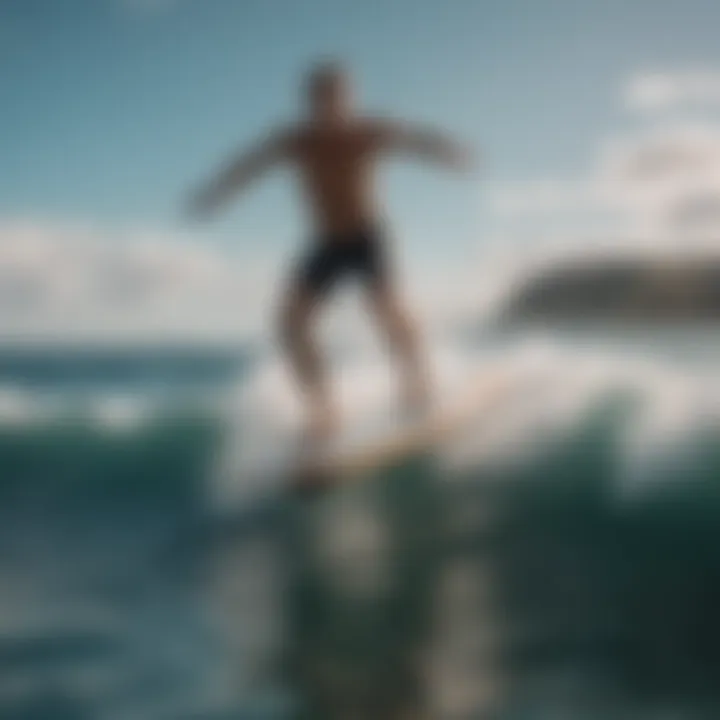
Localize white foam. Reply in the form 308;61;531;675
213;330;720;510
212;342;485;506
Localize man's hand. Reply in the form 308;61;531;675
444;143;477;174
183;129;293;222
185;187;216;223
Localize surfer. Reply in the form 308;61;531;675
188;61;474;443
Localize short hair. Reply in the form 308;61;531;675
306;59;347;99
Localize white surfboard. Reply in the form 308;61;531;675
292;365;516;487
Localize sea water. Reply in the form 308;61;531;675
0;333;718;719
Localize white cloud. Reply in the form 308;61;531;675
489;120;720;240
0;219;489;347
625;71;720;112
0;220;282;344
597;122;720;229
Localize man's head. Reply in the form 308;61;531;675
306;61;352;122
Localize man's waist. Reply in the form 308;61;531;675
313;217;384;244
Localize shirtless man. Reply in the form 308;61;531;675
189;61;473;440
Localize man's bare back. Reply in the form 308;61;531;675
292;120;380;236
192;116;468;236
188;61;473;473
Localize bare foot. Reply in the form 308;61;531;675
400;374;432;421
306;399;340;444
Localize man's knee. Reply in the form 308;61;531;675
279;306;299;348
278;294;314;348
373;296;415;338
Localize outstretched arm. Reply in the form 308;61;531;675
187;129;294;219
372;119;476;171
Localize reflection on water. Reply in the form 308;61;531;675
1;357;720;718
208;398;720;719
208;453;508;719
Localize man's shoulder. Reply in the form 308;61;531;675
356;116;390;136
286;117;386;135
277;118;390;151
269;122;305;152
356;117;403;146
278;121;333;153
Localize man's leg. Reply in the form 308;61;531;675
279;282;337;439
365;281;430;415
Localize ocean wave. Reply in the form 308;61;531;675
214;336;720;510
0;404;223;505
0;337;719;717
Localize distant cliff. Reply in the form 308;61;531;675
500;256;720;322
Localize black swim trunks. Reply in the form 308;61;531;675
296;224;389;295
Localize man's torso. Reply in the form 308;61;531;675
289;120;382;240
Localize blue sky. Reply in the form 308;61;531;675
2;0;716;232
1;0;720;341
